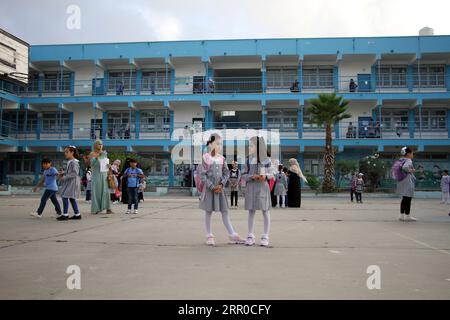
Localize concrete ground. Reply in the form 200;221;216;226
0;195;449;300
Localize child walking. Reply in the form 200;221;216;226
30;158;62;218
229;160;240;208
355;173;364;203
243;136;274;247
123;158;144;214
58;146;81;221
274;164;287;208
198;134;244;246
440;170;450;204
350;172;357;203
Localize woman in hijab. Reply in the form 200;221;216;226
85;140;113;214
119;157;132;205
287;158;308;208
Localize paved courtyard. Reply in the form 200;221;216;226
0;195;449;299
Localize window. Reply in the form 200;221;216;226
266;68;297;88
415;109;447;131
142;70;171;92
413;64;445;87
43;73;71;92
303;108;324;130
376;65;407;87
108;71;136;92
140;110;170;132
267;109;297;131
302;66;334;88
8;154;35;174
41;113;70;133
380;110;408;131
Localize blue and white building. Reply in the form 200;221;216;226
1;34;450;188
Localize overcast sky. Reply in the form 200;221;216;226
1;0;449;45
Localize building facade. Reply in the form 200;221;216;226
1;35;450;189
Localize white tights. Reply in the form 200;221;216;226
205;211;236;236
248;210;270;239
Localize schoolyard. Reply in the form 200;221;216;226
0;195;449;299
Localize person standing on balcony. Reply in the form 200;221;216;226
287;158;308;208
198;134;245;246
349;79;358;92
116;81;124;95
243;136;274;247
346;122;355;138
395;122;402;137
85;140;114;215
397;147;417;222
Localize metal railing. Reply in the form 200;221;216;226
11;72;448;97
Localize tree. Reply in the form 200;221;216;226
335;159;358;188
359;153;387;191
308;93;351;192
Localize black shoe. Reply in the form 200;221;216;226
57;215;69;221
69;215;82;220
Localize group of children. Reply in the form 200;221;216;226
31;148;147;219
31;146;81;220
198;134;276;247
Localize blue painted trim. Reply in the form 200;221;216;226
447;109;450;138
29;36;450;62
261;104;267;129
170;68;175;94
407;65;414;92
20;91;450;105
446;65;450;92
297;62;303;92
70;72;75;96
203;105;210;130
38;74;43;97
169;109;174;133
135;110;140;139
371;64;377;92
69;112;74;139
334;121;340;138
135;69;142;95
298;105;303;139
333;66;339;91
102;111;107;139
408;109;415;139
261;67;267;93
168;154;174;187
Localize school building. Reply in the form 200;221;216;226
1;34;450;189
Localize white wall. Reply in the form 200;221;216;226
339;59;373;91
173;105;203;124
174;62;205;94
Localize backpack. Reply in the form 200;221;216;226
194;153;223;193
391;159;408;181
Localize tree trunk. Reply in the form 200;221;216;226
322;124;335;193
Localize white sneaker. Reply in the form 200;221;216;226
245;235;255;246
276;204;280;208
126;210;131;214
30;212;42;218
404;215;417;222
282;204;286;208
260;236;269;247
133;209;138;214
399;214;405;221
206;235;215;246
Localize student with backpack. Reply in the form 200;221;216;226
392;147;417;222
197;134;245;246
123;158;144;214
274;164;287;208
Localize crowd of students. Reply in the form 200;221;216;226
29;137;450;247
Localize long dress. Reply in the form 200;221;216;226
287;171;301;208
242;156;274;211
59;159;81;199
120;158;131;204
396;158;416;198
198;153;229;212
91;153;112;213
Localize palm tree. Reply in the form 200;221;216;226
307;93;351;193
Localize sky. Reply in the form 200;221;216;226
1;0;449;45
